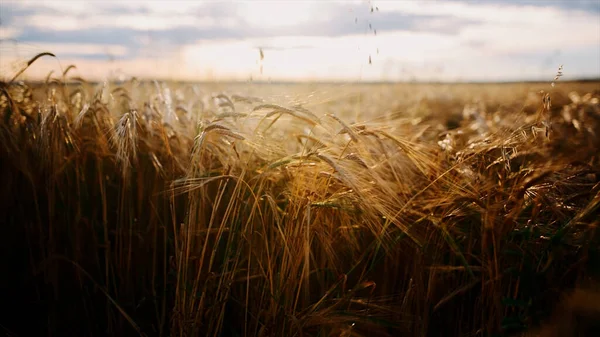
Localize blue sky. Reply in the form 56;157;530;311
0;0;599;82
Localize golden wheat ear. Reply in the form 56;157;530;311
9;52;56;83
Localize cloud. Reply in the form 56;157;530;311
15;27;137;45
478;0;600;12
0;27;20;39
0;0;598;82
4;0;210;16
27;43;128;58
18;13;239;32
4;1;475;41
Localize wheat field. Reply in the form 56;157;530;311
1;59;599;337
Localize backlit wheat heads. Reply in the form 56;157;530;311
189;122;245;177
536;65;565;139
1;63;600;337
39;104;80;175
110;109;140;176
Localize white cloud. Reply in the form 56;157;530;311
9;0;209;15
0;41;128;57
13;0;92;15
378;1;561;24
19;14;236;31
235;1;327;28
0;26;20;39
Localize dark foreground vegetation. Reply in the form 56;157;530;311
1;69;599;337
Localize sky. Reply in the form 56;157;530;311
0;0;599;82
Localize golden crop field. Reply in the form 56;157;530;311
1;61;599;337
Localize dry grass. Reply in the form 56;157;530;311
1;64;599;337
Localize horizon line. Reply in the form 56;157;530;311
17;77;600;86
